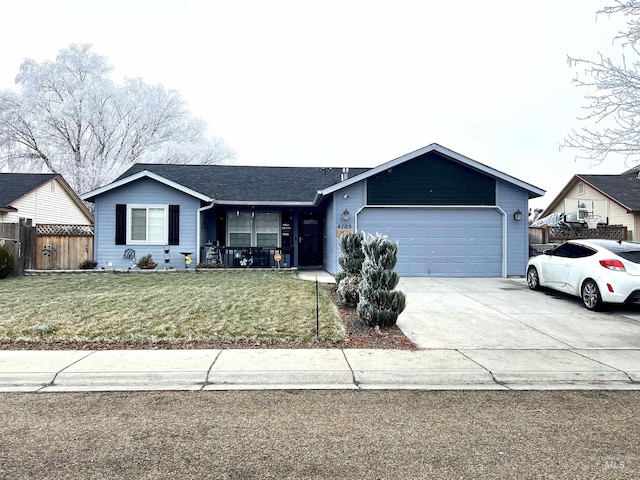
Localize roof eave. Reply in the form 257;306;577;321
320;143;545;198
52;175;94;223
81;170;212;203
541;174;634;217
540;175;581;217
213;200;317;207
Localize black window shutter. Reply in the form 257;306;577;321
115;204;126;245
169;205;180;245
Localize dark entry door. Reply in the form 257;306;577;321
298;213;323;266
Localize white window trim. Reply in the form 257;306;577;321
226;211;281;247
127;204;168;245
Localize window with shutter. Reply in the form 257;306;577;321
126;205;168;244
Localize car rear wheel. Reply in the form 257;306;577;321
527;266;541;290
581;279;603;311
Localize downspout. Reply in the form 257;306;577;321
196;202;215;264
496;206;507;278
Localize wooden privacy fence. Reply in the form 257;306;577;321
0;220;35;277
529;225;628;245
35;224;94;270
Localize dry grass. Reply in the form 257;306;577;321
0;271;346;346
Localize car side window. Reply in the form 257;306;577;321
572;245;597;258
552;244;596;258
552;244;573;258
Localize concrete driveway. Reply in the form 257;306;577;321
397;277;640;350
396;277;640;387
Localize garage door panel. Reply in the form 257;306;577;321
357;208;503;277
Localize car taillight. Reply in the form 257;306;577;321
599;259;626;271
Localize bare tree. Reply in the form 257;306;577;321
564;1;640;165
0;44;234;194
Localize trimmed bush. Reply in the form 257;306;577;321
357;233;406;327
137;254;158;270
0;245;15;279
79;260;98;269
336;274;362;305
335;231;365;305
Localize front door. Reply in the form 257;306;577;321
298;213;323;266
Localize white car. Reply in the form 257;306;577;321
526;239;640;310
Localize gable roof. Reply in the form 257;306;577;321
579;174;640;211
541;173;640;216
0;172;94;220
82;164;371;204
0;173;58;212
321;143;545;198
81;143;544;204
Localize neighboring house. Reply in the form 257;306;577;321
539;170;640;241
0;173;93;226
81;143;544;277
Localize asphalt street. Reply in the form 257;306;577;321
1;390;639;479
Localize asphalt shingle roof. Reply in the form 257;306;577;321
0;173;58;208
117;164;371;203
579;173;640;211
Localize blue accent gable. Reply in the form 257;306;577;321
497;180;529;276
93;177;201;269
367;151;496;205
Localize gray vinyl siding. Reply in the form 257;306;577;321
93;177;200;269
496;180;529;276
323;196;335;273
328;182;366;275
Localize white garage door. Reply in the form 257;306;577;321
356;207;504;277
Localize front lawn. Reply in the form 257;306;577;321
0;271;346;346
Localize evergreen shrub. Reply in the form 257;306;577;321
137;254;158;269
335;231;364;305
357;233;407;327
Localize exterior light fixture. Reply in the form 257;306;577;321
342;209;350;220
513;209;523;221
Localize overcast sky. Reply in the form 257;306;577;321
0;0;631;210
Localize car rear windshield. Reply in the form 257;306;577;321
616;251;640;264
589;240;640;264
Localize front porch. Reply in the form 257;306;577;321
201;244;294;268
198;207;324;269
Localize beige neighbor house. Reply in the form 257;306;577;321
540;169;640;240
0;173;93;226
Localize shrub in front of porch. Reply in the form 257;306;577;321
137;254;158;269
357;233;406;327
335;231;364;306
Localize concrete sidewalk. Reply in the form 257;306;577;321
1;347;639;393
